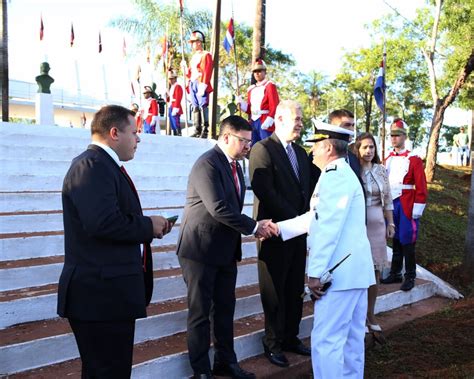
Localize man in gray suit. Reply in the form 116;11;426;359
177;115;271;379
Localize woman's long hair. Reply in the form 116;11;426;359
354;132;381;164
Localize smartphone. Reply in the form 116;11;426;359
166;215;179;224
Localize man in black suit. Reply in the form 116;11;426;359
249;100;312;367
177;115;271;379
57;105;172;379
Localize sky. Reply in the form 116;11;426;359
9;0;429;102
12;0;470;129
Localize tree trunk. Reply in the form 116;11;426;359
425;49;474;182
464;110;474;276
1;0;8;122
251;0;265;84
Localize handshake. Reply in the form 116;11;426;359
254;219;279;240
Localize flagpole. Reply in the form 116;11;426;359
230;6;241;116
165;28;171;136
381;42;387;162
178;2;190;134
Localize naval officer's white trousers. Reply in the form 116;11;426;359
311;288;368;379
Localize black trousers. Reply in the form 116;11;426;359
179;256;237;374
258;237;307;352
69;318;136;379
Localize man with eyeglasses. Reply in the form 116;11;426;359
238;59;280;145
380;118;427;291
177;115;273;379
249;100;312;367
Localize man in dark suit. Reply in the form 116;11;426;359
177;115;271;379
57;105;172;379
249;100;312;367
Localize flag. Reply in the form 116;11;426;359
122;37;127;58
70;23;75;47
40;16;44;41
98;32;102;53
161;35;168;72
223;18;234;54
374;60;385;112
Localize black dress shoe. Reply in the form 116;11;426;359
283;342;311;356
400;278;415;291
193;374;214;379
213;362;255;379
263;344;289;368
380;274;403;284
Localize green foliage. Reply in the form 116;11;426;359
110;0;212;72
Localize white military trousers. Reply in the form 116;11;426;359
311;288;368;379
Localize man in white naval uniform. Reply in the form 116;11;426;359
275;122;375;378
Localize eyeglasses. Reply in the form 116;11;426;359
229;133;252;146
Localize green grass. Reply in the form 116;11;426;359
416;165;472;294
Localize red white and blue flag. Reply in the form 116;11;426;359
223;18;234;54
374;59;385;112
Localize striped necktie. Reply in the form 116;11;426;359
286;143;300;181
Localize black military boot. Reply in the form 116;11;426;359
191;108;202;137
400;243;416;291
176;125;182;136
200;107;209;138
380;238;403;284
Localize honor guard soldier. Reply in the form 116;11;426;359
239;59;280;145
381;118;428;291
142;86;159;134
276;121;375;379
167;70;184;136
186;30;213;138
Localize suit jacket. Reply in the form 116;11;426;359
57;145;154;321
176;145;256;266
278;158;376;291
249;134;311;244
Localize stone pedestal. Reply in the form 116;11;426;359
35;93;54;125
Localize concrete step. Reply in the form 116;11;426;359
0;241;258;292
0;258;259;329
0;190;254;214
0;285;265;375
0;205;253;235
6;282;441;378
0;159;194;177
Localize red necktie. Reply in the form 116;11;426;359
120;165;149;272
231;161;240;195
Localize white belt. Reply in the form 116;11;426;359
251;110;269;116
399;184;415;190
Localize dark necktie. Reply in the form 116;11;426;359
231;161;241;194
120;165;149;272
286;143;300;181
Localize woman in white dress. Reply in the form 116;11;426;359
355;132;395;331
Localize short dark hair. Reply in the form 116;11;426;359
322;139;348;157
91;105;134;137
219;115;252;137
354;132;381;164
328;109;354;124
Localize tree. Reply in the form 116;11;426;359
110;0;212;72
422;0;474;181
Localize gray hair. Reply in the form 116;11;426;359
321;139;348;157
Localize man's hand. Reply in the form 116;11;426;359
307;277;327;301
171;108;179;117
254;219;273;240
412;212;422;220
150;215;172;239
197;83;207;97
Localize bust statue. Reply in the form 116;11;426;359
35;62;55;94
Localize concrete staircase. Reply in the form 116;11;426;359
0;122;461;378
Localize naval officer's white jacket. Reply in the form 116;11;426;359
278;157;375;291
